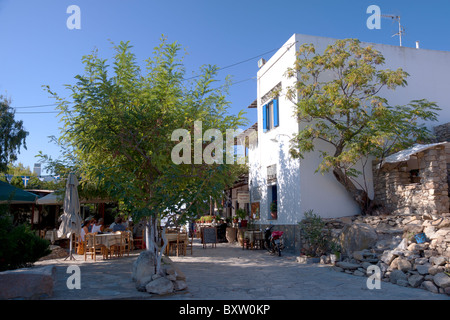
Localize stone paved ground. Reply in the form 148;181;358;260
35;239;449;300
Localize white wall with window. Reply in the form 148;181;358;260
249;33;450;225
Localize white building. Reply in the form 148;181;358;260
248;33;450;249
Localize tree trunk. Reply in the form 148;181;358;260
145;216;166;276
332;167;372;215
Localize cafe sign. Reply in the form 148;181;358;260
237;191;250;203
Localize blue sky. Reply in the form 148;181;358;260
1;0;449;175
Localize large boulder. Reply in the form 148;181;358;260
0;265;56;299
132;250;156;283
145;276;174;295
339;223;378;256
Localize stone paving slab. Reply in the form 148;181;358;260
33;239;449;300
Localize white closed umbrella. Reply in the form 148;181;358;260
57;173;82;260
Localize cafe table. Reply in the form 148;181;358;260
164;232;188;255
94;232;122;249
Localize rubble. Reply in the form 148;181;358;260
324;213;450;295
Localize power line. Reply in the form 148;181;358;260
14;103;62;109
182;46;282;81
15;111;59;114
12;44;283;111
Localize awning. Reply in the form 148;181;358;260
0;181;38;204
36;192;63;205
382;142;449;166
36;191;113;205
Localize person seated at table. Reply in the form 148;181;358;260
87;217;96;232
112;217;126;232
80;219;90;242
91;218;104;233
77;219;92;255
109;216;119;230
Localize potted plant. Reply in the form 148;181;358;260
235;209;247;228
270;200;277;220
329;241;341;264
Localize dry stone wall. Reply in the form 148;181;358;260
373;145;449;217
434;123;450;143
321;214;450;295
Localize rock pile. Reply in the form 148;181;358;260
39;245;69;261
326;214;450;295
132;250;188;295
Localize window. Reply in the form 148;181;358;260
268;184;278;220
262;97;279;132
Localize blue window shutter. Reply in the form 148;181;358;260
273;98;279;127
262;104;268;132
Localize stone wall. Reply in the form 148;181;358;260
373;145;449;217
434;123;450;142
318;214;450;295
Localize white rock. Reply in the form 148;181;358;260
173;280;188;291
145;277;174;295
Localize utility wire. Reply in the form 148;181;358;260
14;103;63;109
15;111;59;114
12;44;284;112
182;46;281;81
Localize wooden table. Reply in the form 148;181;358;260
95;233;122;249
164;233;189;256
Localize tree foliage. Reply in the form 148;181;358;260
0;96;28;173
0;214;50;271
44;38;247;271
286;39;439;214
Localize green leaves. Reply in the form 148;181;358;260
0;96;28;173
286;39;440;212
44;38;247;224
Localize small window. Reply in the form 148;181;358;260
410;169;420;184
263;97;279;132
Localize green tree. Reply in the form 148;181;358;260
0;97;28;173
45;38;247;273
286;39;439;214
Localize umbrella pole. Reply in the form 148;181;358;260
64;232;76;260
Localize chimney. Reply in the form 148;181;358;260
416;41;420;49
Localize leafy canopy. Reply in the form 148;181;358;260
286;38;439;177
0;96;28;173
44;37;247;223
286;39;439;212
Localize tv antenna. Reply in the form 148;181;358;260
381;14;405;46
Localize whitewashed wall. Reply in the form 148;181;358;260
249;33;450;225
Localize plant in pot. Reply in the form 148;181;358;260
235;209;247;228
270;200;277;220
329;241;341;264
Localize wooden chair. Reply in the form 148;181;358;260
167;231;188;256
84;233;108;261
133;229;146;250
110;231;124;258
73;233;83;255
120;231;131;257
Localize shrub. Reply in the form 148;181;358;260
0;215;51;271
298;210;332;257
235;209;246;220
